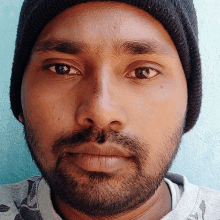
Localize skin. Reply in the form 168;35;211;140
19;2;187;220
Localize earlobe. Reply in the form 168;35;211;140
18;114;23;123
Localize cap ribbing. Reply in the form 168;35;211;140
10;0;202;133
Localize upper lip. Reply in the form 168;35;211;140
65;142;133;158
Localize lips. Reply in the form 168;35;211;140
63;142;133;172
67;142;133;157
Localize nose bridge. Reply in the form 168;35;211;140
92;66;112;107
87;65;118;120
76;65;127;130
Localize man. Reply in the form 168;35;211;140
0;0;219;219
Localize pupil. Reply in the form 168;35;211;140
55;65;69;74
135;68;149;79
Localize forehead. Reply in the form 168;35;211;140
35;1;177;56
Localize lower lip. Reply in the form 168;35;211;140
68;153;129;172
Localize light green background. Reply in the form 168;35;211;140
0;0;220;190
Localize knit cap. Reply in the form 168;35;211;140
10;0;202;133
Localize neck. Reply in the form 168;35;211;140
52;180;171;220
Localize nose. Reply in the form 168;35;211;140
75;71;127;131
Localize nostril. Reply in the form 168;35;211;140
87;118;93;123
110;121;124;131
110;121;120;126
111;121;118;124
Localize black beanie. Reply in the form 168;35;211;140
10;0;202;133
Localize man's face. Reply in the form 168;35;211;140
20;1;187;217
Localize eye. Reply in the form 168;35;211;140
48;64;80;75
128;67;159;79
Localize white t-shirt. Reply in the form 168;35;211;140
0;172;220;219
164;175;184;210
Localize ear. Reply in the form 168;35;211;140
18;114;23;123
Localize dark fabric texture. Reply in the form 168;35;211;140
10;0;202;133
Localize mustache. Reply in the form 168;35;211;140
52;126;148;161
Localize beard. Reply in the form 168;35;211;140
23;119;184;218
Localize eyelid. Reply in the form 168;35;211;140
125;61;162;80
127;67;160;79
126;60;162;73
51;64;80;75
43;59;83;74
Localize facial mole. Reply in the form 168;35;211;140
160;85;163;89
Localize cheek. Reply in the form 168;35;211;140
126;80;187;172
126;79;187;141
21;75;77;148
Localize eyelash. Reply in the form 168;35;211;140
45;63;160;81
45;63;80;75
127;67;160;80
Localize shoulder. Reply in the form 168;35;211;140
196;186;220;211
166;172;220;202
0;176;42;219
186;183;220;219
164;172;220;220
0;176;41;202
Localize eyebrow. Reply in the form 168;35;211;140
34;39;84;54
33;38;172;55
119;40;174;55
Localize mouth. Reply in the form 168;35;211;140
63;142;133;172
68;153;130;172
